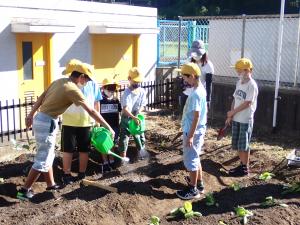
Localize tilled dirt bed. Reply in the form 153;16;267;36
0;111;300;225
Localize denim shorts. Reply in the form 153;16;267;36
32;112;58;172
183;128;205;171
231;121;253;151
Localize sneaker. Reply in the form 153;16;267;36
46;184;63;191
17;187;34;201
228;164;249;177
138;149;149;160
184;176;205;193
62;174;75;185
76;172;86;181
176;186;200;200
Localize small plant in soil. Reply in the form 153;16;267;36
149;215;160;225
167;201;202;220
234;206;253;224
282;182;300;194
205;192;219;207
260;196;288;208
230;182;242;191
258;172;275;181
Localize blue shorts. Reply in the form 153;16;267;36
231;121;253;151
183;128;205;171
32;112;58;172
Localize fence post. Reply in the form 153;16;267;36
166;78;170;108
173;77;183;114
241;14;246;58
177;16;182;68
293;8;300;87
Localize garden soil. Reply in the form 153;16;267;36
0;111;300;225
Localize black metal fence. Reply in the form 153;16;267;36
0;80;175;143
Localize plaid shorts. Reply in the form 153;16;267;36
231;121;253;151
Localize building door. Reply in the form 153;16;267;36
91;34;138;84
16;34;51;102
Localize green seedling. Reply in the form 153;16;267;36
168;201;202;220
205;192;218;207
149;215;160;225
234;206;253;225
260;196;289;208
230;182;241;191
282;182;300;194
258;172;275;181
160;140;166;147
260;196;276;207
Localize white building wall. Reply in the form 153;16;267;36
0;0;157;134
0;0;158;95
138;34;157;82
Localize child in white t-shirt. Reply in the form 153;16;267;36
117;67;147;164
225;58;258;177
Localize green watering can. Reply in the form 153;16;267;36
128;114;146;135
91;127;129;162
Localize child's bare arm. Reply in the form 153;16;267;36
187;111;200;147
122;107;140;124
227;100;251;118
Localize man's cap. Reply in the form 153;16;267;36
62;59;82;75
187;39;206;61
128;67;144;83
175;62;201;76
234;58;253;70
191;40;205;49
187;48;206;61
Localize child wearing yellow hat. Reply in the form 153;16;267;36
61;60;105;184
225;58;258;177
175;62;207;200
117;67;148;165
99;77;122;171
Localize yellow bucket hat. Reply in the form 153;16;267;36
102;77;120;89
62;59;82;75
80;63;94;79
175;62;201;76
128;67;144;83
234;58;253;70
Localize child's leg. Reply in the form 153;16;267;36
79;152;89;173
237;121;252;167
63;152;73;174
42;167;55;187
24;168;41;189
239;151;250;167
189;170;198;186
77;127;92;175
133;133;144;151
118;125;130;157
197;163;203;181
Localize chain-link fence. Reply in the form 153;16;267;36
157;19;209;67
176;14;300;88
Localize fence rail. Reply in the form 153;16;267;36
0;80;174;143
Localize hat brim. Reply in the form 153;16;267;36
131;77;143;83
174;68;182;73
62;69;69;75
